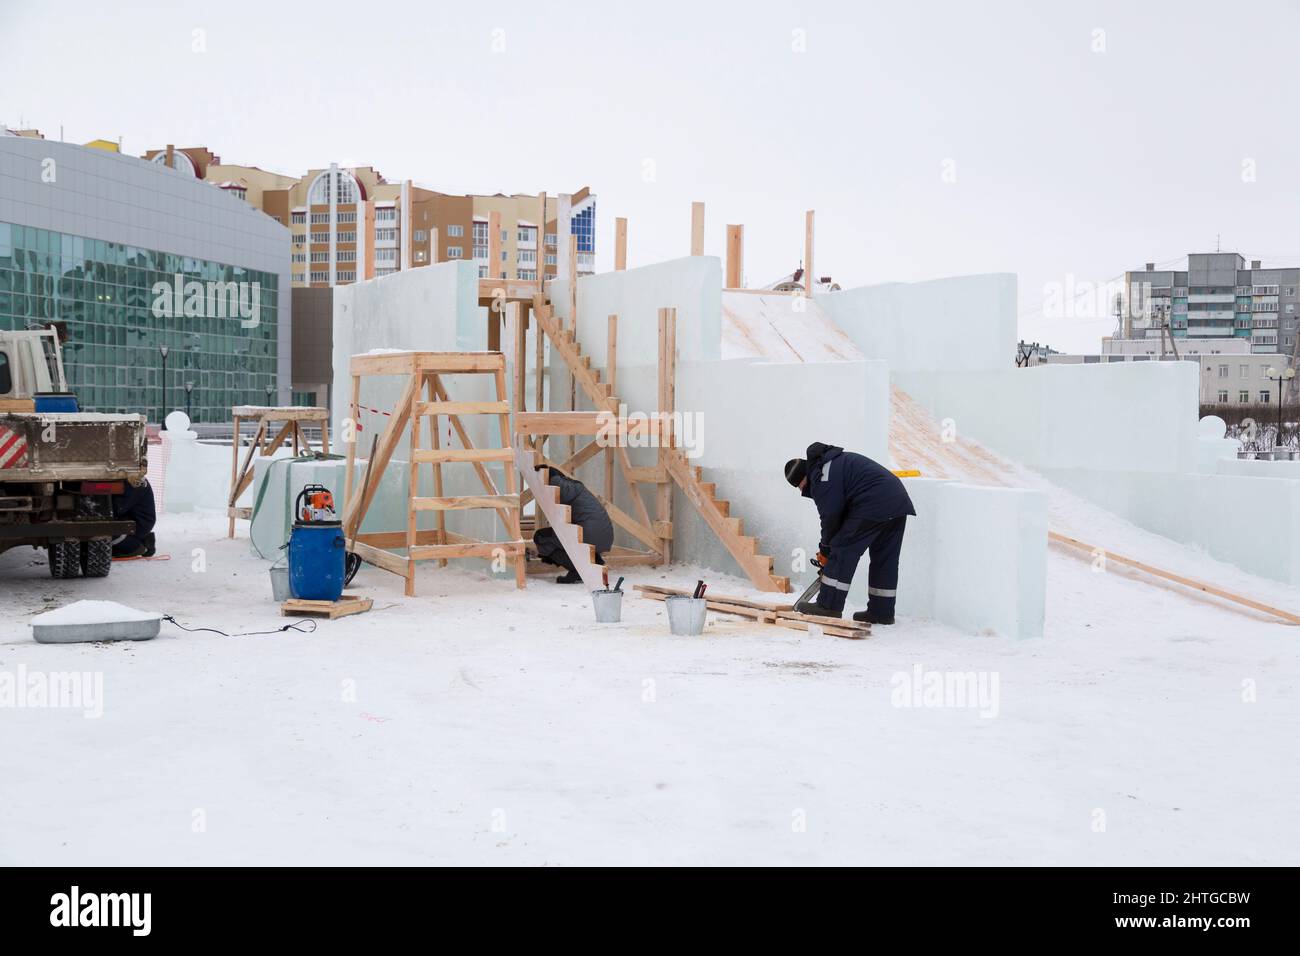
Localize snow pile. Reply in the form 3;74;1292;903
32;600;161;626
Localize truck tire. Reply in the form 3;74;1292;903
47;540;82;579
80;539;113;578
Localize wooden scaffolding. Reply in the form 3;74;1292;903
227;405;330;538
341;351;526;596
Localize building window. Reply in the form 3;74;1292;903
338;250;356;262
376;208;396;223
375;229;396;242
336;232;355;243
291;253;306;264
1261;390;1272;403
375;248;397;263
310;251;328;263
1240;365;1249;378
1218;364;1228;377
291;211;306;224
1240;390;1250;403
414;230;427;242
375;267;397;277
310;271;328;283
307;168;361;205
292;235;306;246
310;232;329;244
478;265;488;278
310;212;330;224
517;249;536;265
447;224;464;237
1218;390;1229;403
337;271;356;282
500;250;508;262
545;233;557;246
472;222;489;242
518;269;537;280
447;247;463;258
337;211;356;224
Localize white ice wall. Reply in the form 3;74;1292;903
819;273;1018;373
890;479;1047;639
328;262;509;547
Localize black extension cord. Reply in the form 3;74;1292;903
162;615;317;637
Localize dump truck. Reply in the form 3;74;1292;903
0;328;149;578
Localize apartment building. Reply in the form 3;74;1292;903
141;146;595;289
1122;252;1300;357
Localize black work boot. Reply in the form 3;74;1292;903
797;600;840;619
556;569;582;584
142;532;156;558
853;609;894;625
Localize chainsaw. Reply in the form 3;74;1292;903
795;555;825;605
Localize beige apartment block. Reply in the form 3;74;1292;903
142;145;594;289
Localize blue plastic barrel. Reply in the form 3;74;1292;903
34;392;80;413
287;521;346;601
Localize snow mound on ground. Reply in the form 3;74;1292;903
32;600;162;626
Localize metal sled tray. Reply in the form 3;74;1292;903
32;618;161;644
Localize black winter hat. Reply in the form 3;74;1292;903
784;458;808;487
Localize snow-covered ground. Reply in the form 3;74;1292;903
1;508;1297;866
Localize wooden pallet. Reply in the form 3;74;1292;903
281;594;373;620
635;584;869;639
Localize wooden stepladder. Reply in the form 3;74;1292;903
227;405;330;538
341;351;526;597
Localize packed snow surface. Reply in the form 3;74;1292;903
1;509;1297;866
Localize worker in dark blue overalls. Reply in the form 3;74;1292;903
785;442;915;624
111;478;157;558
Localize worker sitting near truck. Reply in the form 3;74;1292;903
785;442;915;624
111;478;157;558
532;468;613;584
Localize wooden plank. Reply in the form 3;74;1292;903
515;411;610;435
625;466;668;483
606;313;618;499
690;201;705;256
343;375;360;506
410;541;524;561
412;447;515;464
348;352;417;376
477;277;540;302
0;398;35;412
406;381;420;596
614;218;627;271
281;595;373;620
725;224;744;289
416;352;504;373
597;495;662;550
495;364;527;590
634;585;867;638
657;308;676;564
488;210;502;285
415;401;510;416
804;209;815;296
230;405;329;420
1048;531;1300;626
227;414;242;538
352;540;411;578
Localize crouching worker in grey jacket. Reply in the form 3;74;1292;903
532;468;615;584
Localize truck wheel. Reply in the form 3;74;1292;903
47;540;82;579
80;539;113;578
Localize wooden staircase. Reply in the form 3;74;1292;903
532;302;790;593
513;438;606;590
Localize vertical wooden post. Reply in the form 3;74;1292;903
494;365;527;589
614;217;627;271
430;226;439;264
344;375;360;506
606;313;618;500
227;414;242;538
804;209;815;296
405;374;421;597
488;210;502;281
537;191;547;294
690;202;705;256
428;374;446;565
726;225;744;289
534;301;547;531
568;235;578;458
657;307;676;564
512;302;526;414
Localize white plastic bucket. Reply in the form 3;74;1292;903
665;596;707;636
592;589;623;623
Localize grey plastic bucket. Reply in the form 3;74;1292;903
269;563;292;602
592;589;623;623
665;596;707;636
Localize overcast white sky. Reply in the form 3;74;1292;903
4;0;1300;351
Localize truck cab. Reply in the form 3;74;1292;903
0;327;68;410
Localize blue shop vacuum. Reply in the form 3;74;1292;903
287;484;358;601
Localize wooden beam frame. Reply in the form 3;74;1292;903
614;218;627;271
690;201;705;256
726;224;744;289
804;209;815;296
227;406;330;538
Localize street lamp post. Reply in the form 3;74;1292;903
184;381;194;421
1265;366;1295;451
158;345;169;430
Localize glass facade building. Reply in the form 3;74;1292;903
0;134;291;423
0;222;278;422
